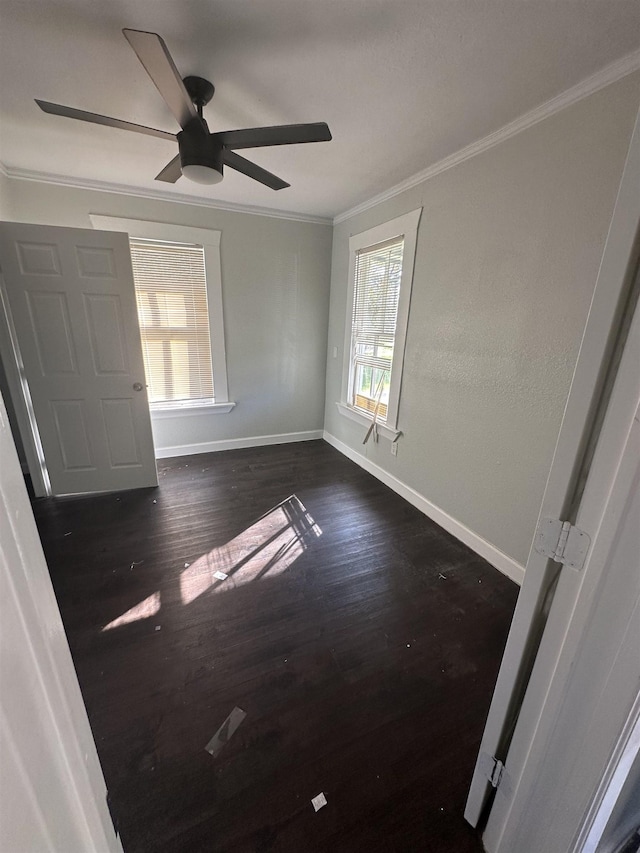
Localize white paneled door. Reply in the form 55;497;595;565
0;222;157;495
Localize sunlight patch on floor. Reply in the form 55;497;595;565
102;591;161;631
180;495;321;605
101;496;321;629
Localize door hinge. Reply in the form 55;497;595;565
534;519;590;570
479;752;505;789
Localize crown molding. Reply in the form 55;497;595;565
334;48;640;225
0;165;332;225
3;48;639;228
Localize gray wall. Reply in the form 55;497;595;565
0;171;13;219
324;72;640;566
4;182;332;454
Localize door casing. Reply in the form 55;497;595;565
466;106;640;830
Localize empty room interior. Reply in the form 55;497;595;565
1;2;639;852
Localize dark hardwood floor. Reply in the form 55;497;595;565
32;440;518;853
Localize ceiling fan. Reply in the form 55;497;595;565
35;28;332;189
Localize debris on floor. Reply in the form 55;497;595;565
214;571;228;581
64;531;72;536
154;626;161;632
311;793;327;812
205;706;246;757
438;572;447;579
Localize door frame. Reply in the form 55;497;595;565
0;388;122;851
484;283;640;850
465;105;640;826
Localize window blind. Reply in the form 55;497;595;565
129;238;214;406
350;235;404;418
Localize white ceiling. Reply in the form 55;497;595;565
1;0;639;220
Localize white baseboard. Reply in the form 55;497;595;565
154;429;324;459
323;431;525;586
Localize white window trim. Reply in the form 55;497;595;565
150;401;235;418
339;208;422;438
335;400;400;440
89;215;233;414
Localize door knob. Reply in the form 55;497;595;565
133;382;144;392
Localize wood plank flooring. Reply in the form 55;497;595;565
32;440;518;853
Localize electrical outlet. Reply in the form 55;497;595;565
391;442;398;456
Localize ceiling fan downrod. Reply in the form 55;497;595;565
182;75;215;118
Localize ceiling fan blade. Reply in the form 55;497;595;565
222;150;289;190
122;29;198;129
35;100;175;141
216;122;332;150
155;154;182;183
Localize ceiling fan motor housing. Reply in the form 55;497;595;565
178;121;223;182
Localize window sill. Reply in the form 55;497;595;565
151;401;236;419
335;402;401;441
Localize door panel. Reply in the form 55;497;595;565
51;399;95;470
102;398;141;466
85;294;130;374
27;290;78;372
0;222;157;495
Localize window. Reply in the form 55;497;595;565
129;238;213;407
89;216;233;415
339;208;421;438
350;236;403;420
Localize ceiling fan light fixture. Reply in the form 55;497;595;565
178;124;223;185
181;163;223;184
